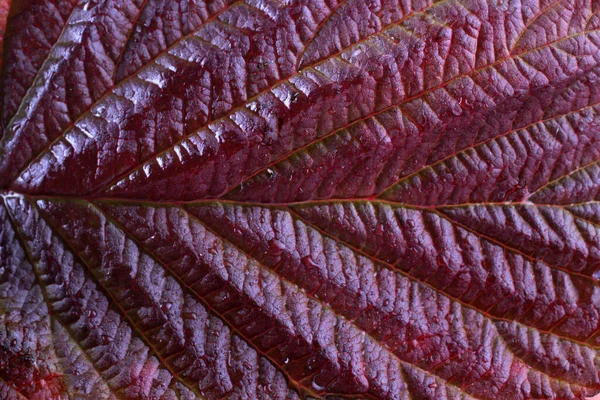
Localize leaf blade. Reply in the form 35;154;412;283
2;0;600;398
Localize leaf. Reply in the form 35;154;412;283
0;0;600;398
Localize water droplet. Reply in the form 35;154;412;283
302;256;320;270
83;0;97;11
185;312;198;320
10;339;17;347
283;357;290;365
457;96;472;111
451;103;463;116
583;112;594;124
268;239;284;255
428;382;438;389
248;102;259;112
437;255;447;267
435;29;446;42
432;316;439;323
383;299;390;307
311;376;326;391
88;309;97;318
406;219;415;228
161;302;172;313
94;104;106;116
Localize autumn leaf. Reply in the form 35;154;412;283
1;0;600;399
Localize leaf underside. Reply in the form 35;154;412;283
1;0;600;399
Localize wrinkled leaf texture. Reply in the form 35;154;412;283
1;0;600;399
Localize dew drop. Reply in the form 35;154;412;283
83;0;97;11
583;112;594;124
94;104;106;116
268;239;284;255
248;102;259;112
311;377;326;391
88;309;97;318
290;92;300;104
406;219;415;228
458;96;473;109
283;357;290;365
435;29;446;42
161;302;173;313
383;299;390;307
187;312;198;320
451;103;463;116
302;256;320;270
428;382;438;389
10;120;24;135
10;339;17;347
265;384;273;394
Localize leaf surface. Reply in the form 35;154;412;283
1;0;600;399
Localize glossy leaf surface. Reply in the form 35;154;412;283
1;0;600;399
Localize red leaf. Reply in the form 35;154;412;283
1;0;600;399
